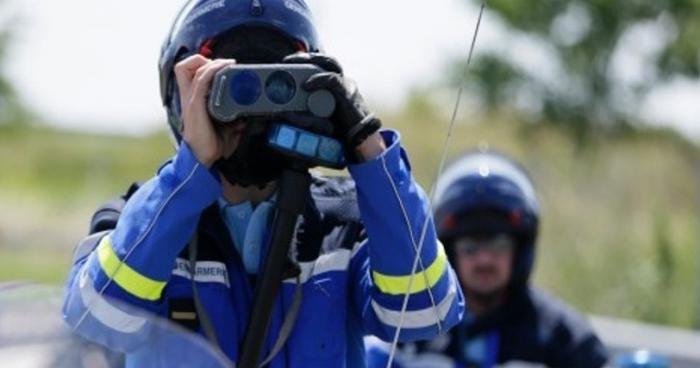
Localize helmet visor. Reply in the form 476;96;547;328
209;25;301;63
453;234;515;257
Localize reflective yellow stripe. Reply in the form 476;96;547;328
372;244;448;295
96;236;166;301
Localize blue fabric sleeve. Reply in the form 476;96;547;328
106;142;221;279
62;252;154;352
92;142;221;298
348;130;464;342
63;142;221;345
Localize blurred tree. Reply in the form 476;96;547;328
0;0;22;125
459;0;700;138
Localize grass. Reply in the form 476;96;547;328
0;246;72;285
0;111;698;328
0;125;174;287
0;125;174;205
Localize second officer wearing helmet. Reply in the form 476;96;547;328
367;150;609;367
61;0;464;367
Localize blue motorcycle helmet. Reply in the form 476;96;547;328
159;0;323;144
433;150;540;288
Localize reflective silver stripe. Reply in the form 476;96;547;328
371;283;457;329
351;239;367;259
73;159;203;333
78;257;147;334
172;258;230;287
284;249;351;284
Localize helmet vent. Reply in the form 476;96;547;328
478;164;490;177
251;0;264;16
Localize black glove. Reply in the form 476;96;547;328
283;53;382;149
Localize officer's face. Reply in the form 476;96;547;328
453;234;514;297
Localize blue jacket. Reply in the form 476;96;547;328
366;287;608;368
62;130;464;367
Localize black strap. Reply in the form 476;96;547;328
188;232;304;367
188;235;220;347
258;275;303;367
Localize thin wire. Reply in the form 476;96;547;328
385;3;486;367
379;156;443;329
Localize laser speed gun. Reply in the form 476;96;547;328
208;64;342;168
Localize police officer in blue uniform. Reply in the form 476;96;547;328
61;1;464;367
367;150;609;368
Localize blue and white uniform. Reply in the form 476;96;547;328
62;130;464;367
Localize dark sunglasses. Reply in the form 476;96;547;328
453;234;514;256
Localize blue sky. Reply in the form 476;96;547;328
4;0;699;138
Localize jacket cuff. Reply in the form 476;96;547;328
171;141;222;207
347;130;410;184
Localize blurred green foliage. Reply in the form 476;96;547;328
0;0;25;124
460;0;700;137
0;125;173;205
0;124;174;284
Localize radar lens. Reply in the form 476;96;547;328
265;71;296;105
230;70;262;106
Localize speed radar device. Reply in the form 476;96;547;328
208;64;343;169
208;64;336;122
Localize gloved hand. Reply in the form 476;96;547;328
282;53;382;150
